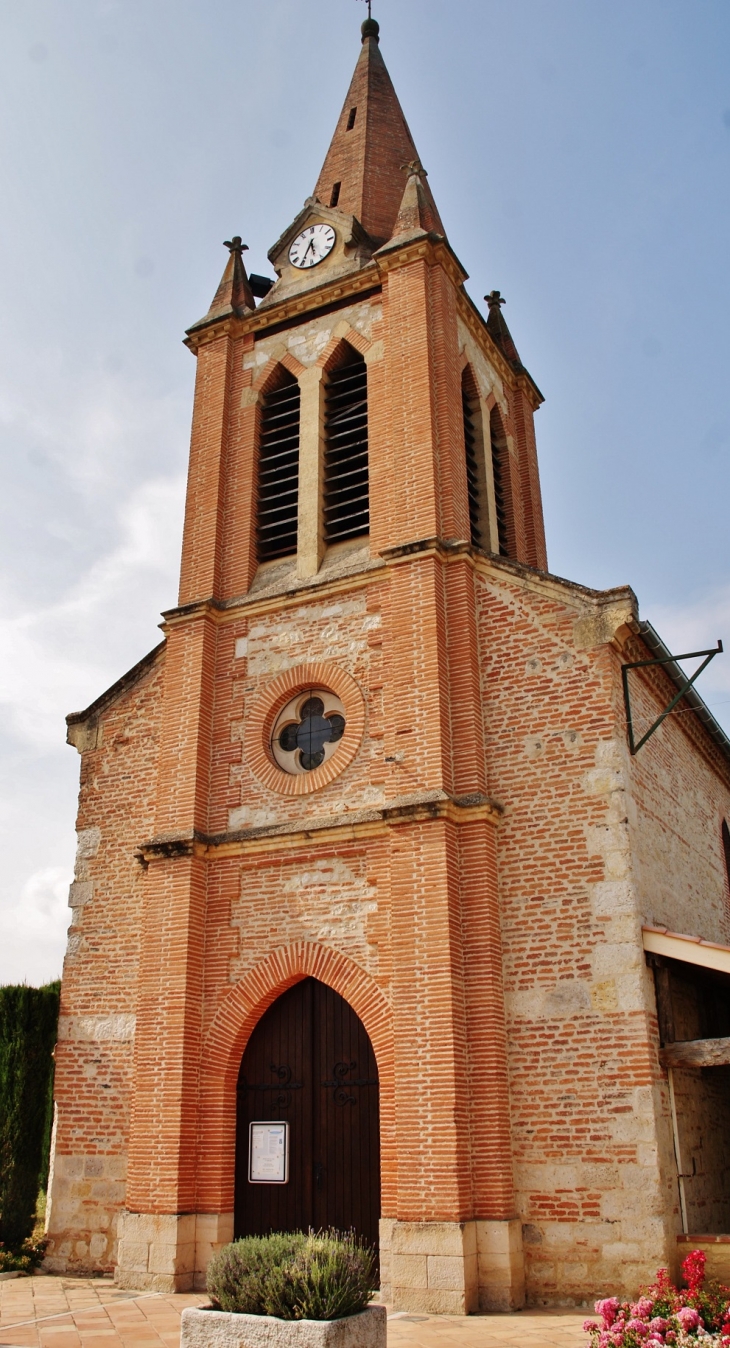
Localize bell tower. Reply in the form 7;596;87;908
51;15;545;1313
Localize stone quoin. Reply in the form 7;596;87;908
45;13;730;1313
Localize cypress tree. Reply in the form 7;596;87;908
0;981;60;1249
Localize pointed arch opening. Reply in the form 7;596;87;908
489;406;513;558
256;368;301;563
234;977;380;1257
323;345;369;545
461;367;490;550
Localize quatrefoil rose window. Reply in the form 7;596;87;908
271;688;346;776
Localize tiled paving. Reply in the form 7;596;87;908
0;1277;588;1348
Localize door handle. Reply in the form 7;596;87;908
314;1162;324;1191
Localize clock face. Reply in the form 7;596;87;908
289;224;336;270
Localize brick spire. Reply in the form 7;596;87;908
485;290;523;370
189;236;255;332
313;18;444;246
388;159;443;242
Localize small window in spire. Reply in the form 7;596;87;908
346;107;357;131
330;182;341;208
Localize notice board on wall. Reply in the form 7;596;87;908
248;1122;289;1184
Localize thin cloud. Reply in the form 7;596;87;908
0;866;71;988
0;473;185;752
649;587;730;733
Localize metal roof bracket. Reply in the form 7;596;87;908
622;640;723;755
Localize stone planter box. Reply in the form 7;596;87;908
677;1235;730;1285
181;1305;386;1348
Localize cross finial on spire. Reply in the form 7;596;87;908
358;0;379;41
223;236;249;256
402;158;427;178
485;290;506;309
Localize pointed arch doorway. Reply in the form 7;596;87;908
234;977;381;1254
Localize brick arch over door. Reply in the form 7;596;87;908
195;942;395;1215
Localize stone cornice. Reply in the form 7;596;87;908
380;535;638;617
184;235;466;352
183;314;247;352
373;232;468;292
159;562;386;630
136;790;503;864
185;265;383;351
160;539;639;637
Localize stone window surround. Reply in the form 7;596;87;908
250;323;381;583
243;661;366;797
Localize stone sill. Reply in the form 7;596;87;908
677;1235;730;1244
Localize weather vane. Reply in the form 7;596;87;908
357;0;373;18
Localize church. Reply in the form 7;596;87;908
45;16;730;1313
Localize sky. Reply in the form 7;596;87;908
1;0;729;986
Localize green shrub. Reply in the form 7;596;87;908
207;1233;307;1315
0;981;60;1250
0;1234;48;1274
207;1230;376;1320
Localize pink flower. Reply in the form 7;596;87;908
596;1298;622;1327
626;1320;650;1338
650;1320;668;1333
677;1307;700;1331
634;1299;655;1320
664;1334;676;1344
584;1322;600;1333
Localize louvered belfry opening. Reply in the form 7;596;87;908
323;346;369;544
256;370;301;562
462;373;483;549
489;406;511;558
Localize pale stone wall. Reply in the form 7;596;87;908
116;1211;234;1294
378;1218;525;1315
477;565;676;1304
45;653;165;1275
626;661;730;948
244;299;381;383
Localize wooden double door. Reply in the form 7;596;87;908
235;978;380;1254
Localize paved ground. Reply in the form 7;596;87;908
0;1277;588;1348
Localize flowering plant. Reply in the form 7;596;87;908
583;1251;730;1348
